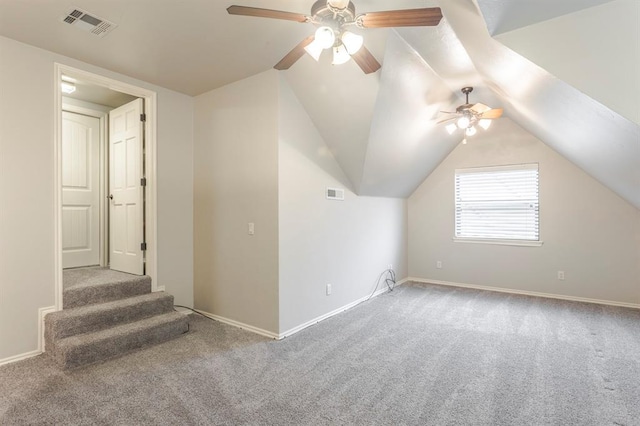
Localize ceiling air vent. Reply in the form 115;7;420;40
61;8;118;37
326;187;345;201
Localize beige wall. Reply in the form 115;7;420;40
193;70;280;334
0;36;194;361
408;119;640;304
277;75;408;333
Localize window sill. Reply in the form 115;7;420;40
453;238;544;247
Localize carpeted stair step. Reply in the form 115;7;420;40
50;312;189;369
45;292;176;345
63;274;151;309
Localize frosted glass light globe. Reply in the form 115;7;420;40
315;26;335;49
456;116;470;129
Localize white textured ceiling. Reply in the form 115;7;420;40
0;0;638;207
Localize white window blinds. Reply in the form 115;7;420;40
455;164;539;241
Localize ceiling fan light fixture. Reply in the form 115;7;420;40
332;43;351;65
478;119;492;130
445;123;457;135
456;116;470;129
315;26;336;49
341;31;363;54
465;126;477;137
304;39;324;61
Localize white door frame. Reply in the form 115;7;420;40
53;63;159;311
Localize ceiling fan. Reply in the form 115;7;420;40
439;87;503;140
227;0;443;74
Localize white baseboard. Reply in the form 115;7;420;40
39;306;56;353
0;350;42;367
278;277;409;339
0;305;56;367
193;310;280;340
408;277;640;310
193;278;410;341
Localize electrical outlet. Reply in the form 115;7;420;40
557;271;565;280
326;283;332;295
436;261;442;269
248;222;255;235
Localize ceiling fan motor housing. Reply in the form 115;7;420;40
311;0;358;36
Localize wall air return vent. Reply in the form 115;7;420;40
326;187;345;201
61;8;118;37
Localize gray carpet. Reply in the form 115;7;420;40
63;267;142;290
63;268;152;309
1;282;639;425
50;268;188;368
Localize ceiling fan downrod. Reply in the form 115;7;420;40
461;86;473;105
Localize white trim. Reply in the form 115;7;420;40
408;277;640;310
0;350;41;367
453;238;544;247
39;306;56;352
194;310;280;340
0;306;56;367
278;278;409;339
456;163;539;174
192;278;410;341
54;63;159;312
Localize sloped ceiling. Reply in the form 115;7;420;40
477;0;617;36
0;0;638;207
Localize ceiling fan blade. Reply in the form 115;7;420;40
437;117;457;125
439;111;458;114
358;7;443;28
350;45;381;74
227;5;308;23
274;36;315;70
470;102;491;114
479;108;503;119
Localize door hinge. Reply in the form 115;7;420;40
140;177;147;187
140;113;146;122
141;242;147;251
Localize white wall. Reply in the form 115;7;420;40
408;119;640;305
193;70;280;334
0;36;194;361
496;0;640;125
278;75;408;333
156;90;194;306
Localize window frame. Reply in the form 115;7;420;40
453;163;543;247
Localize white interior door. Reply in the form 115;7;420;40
62;111;101;268
109;98;144;275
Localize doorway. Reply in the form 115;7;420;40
54;63;159;311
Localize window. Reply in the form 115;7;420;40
455;164;540;245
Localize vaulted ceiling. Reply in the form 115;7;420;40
0;0;637;207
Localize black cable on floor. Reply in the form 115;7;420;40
174;305;216;322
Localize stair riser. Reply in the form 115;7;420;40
63;278;151;309
46;296;175;344
52;316;189;369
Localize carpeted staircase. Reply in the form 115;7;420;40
45;268;189;369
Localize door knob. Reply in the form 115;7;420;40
108;194;113;200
